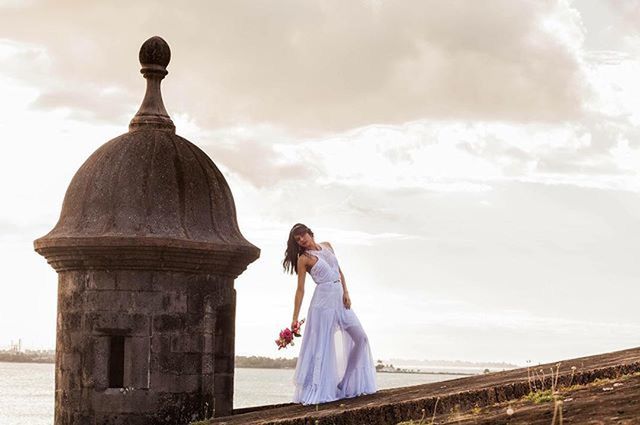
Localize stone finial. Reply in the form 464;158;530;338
129;36;175;132
139;36;171;68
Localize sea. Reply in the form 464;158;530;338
0;362;462;424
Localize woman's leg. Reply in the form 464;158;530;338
337;324;368;391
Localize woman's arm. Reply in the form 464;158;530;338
339;267;351;309
292;255;307;326
339;267;348;294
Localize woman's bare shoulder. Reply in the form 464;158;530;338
297;253;311;264
321;241;335;252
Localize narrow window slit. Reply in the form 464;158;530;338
108;336;125;388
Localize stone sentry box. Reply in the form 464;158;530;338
34;36;259;425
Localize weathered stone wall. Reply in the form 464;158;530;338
55;269;235;424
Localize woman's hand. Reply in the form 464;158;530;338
343;292;351;309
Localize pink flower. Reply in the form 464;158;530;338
275;318;305;350
282;329;291;338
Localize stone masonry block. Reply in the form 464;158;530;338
58;283;86;312
203;333;214;354
183;353;201;375
84;291;163;313
187;291;204;313
58;368;81;390
184;313;203;331
86;312;150;336
150;333;171;354
60;352;81;372
170;333;202;353
214;335;234;355
126;336;150;389
150;272;174;291
214;354;234;374
85;290;132;312
58;331;88;353
92;336;109;390
58;312;83;333
213;373;234;403
150;372;201;393
152;315;185;332
157;352;184;374
59;272;86;294
130;292;163;313
161;291;187;313
70;412;92;425
86;270;117;291
92;389;159;414
201;354;214;374
115;270;153;291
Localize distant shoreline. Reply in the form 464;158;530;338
0;357;54;364
0;360;476;375
0;353;496;376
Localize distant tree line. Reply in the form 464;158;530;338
0;350;55;363
0;352;297;369
235;355;298;369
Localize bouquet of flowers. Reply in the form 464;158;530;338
275;318;306;350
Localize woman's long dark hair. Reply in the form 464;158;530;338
283;223;314;275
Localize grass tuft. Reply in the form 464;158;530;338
524;389;554;404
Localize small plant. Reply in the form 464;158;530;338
430;397;440;425
567;365;577;386
448;403;462;422
551;398;564;425
550;363;564;425
524;389;554;403
551;363;561;393
539;368;546;389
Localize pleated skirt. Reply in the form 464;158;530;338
292;280;377;405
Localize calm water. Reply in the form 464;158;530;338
0;362;458;424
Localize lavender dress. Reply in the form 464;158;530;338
292;243;377;405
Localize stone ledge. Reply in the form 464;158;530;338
205;346;640;425
34;236;258;277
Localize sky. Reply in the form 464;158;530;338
0;0;639;366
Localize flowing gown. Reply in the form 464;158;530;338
292;243;377;405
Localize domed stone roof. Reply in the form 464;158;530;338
34;36;259;276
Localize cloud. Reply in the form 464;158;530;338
201;136;316;188
8;1;635;192
30;85;136;124
605;0;640;32
0;0;588;133
197;116;640;193
3;1;637;192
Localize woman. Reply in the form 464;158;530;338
283;223;377;405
